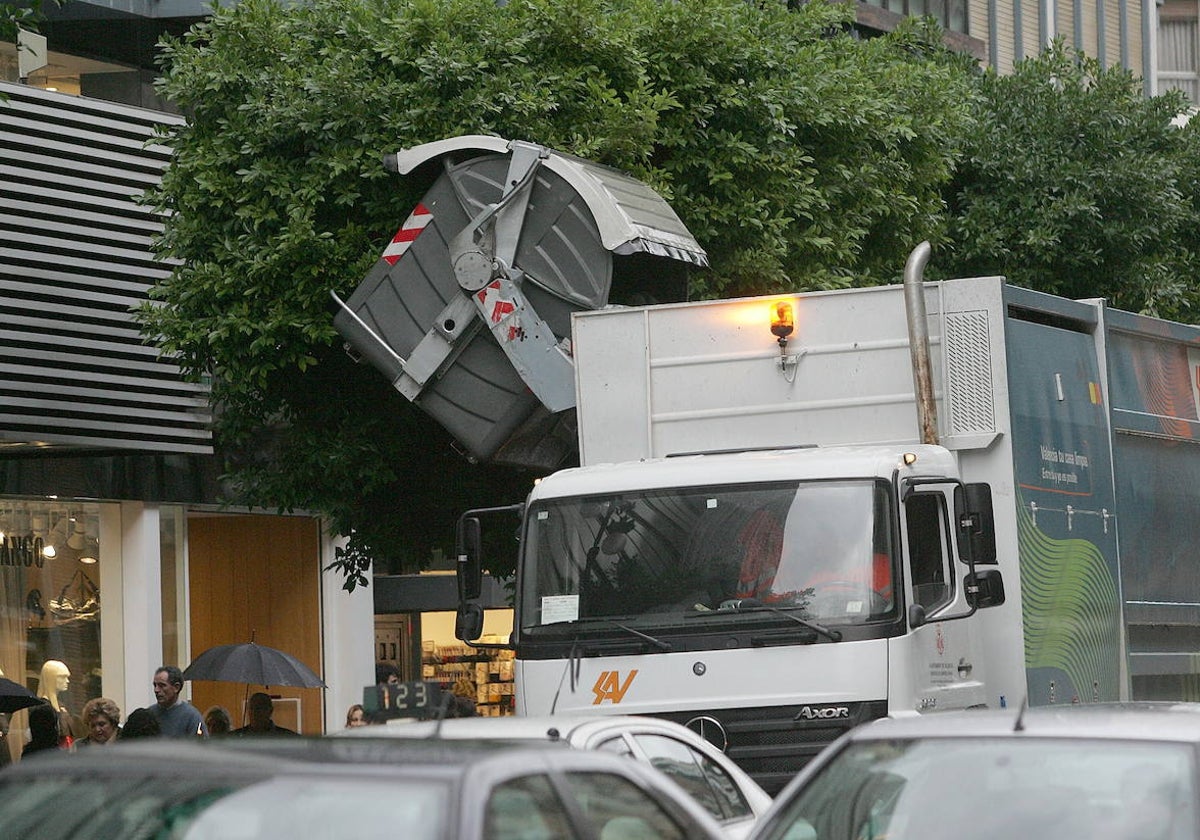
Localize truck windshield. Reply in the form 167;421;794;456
520;479;896;632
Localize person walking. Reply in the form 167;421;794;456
345;704;366;728
204;705;232;736
78;698;120;747
231;692;297;736
119;707;161;739
22;702;62;758
149;666;207;737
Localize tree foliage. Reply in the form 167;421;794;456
2;2;44;44
938;41;1200;320
141;0;977;582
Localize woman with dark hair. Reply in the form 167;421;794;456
118;707;161;740
374;662;400;686
22;702;61;757
204;705;232;736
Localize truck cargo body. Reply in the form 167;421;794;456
501;276;1200;791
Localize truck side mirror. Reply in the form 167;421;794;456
456;603;484;642
965;569;1005;609
955;483;997;565
456;515;483;601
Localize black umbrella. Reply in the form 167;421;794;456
0;677;46;714
182;642;326;689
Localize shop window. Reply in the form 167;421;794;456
0;503;102;761
421;641;515;716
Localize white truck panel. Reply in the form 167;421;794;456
574;280;1007;465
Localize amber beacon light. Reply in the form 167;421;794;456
770;300;801;383
770;301;794;344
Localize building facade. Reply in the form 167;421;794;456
0;79;373;759
1159;0;1199;102
856;0;1155;91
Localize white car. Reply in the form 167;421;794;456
0;736;730;840
748;703;1200;840
336;714;772;839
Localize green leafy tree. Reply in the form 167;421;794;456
939;41;1200;320
1;1;56;45
140;0;976;584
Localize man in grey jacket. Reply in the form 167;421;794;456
150;665;207;738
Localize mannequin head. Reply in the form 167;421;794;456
37;660;70;711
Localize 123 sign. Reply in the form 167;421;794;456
364;681;443;718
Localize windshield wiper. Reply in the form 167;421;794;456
715;597;843;642
591;618;673;651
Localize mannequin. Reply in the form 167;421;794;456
36;660;83;747
37;660;70;711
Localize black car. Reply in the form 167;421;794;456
0;735;729;839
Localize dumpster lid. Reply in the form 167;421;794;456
391;135;708;268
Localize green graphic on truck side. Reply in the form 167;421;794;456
1017;491;1121;703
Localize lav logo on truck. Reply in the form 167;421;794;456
795;705;850;721
592;670;638;705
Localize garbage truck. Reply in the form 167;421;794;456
334;135;1200;794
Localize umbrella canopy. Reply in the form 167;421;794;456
0;677;46;714
182;642;326;689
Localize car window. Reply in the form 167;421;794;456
594;734;636;757
760;737;1197;840
630;733;750;821
694;749;753;819
0;774;447;840
485;774;579;840
561;771;688;840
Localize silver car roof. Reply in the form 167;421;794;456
846;703;1200;743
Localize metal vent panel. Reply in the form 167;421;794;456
0;82;211;454
944;309;996;436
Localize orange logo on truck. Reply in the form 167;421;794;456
592;670;638;704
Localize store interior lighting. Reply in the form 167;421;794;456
67;518;87;550
0;503;98;561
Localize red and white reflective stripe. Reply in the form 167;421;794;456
477;281;516;324
381;203;433;266
477;280;524;341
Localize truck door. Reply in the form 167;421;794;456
896;487;988;712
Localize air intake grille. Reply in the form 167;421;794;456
944;309;995;436
655;699;888;795
0;83;211;453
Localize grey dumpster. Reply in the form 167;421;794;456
332;135;707;470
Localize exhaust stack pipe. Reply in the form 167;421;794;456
903;241;939;446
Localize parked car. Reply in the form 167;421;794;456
748;703;1200;840
0;735;729;840
335;714;772;838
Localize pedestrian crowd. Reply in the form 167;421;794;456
3;660;474;763
3;663;307;763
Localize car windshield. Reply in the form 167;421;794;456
520;479;896;631
762;737;1197;840
0;774;449;840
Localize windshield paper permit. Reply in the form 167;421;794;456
541;594;580;624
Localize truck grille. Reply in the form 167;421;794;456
654;699;888;795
